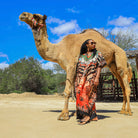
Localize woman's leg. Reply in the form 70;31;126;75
79;92;98;124
79;84;97;124
91;103;98;121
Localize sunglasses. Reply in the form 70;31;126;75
90;42;96;45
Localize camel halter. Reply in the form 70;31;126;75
32;17;45;31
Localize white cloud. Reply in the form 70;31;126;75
0;52;9;61
50;20;81;36
41;61;65;74
47;16;66;24
52;35;65;43
44;15;81;43
130;23;138;33
66;7;80;13
111;24;138;36
106;15;138;49
41;61;57;70
108;16;135;26
111;27;127;35
0;62;9;69
110;25;138;49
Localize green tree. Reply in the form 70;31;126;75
0;57;47;94
53;64;66;93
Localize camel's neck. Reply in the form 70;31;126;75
32;27;58;63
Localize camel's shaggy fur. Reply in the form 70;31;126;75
19;12;133;120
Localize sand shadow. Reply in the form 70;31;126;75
43;109;119;114
97;114;110;120
96;109;119;113
69;111;110;120
43;109;75;113
43;110;111;120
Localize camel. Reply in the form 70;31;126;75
19;12;133;120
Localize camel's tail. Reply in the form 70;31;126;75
127;62;132;83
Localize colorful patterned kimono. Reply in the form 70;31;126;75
75;49;106;119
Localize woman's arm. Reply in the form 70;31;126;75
94;67;101;86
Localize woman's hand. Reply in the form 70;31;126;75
94;77;99;86
94;67;101;86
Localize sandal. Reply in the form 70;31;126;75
78;119;90;125
78;116;90;125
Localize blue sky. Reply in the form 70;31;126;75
0;0;138;69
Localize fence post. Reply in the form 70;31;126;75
133;71;138;99
116;79;119;99
112;75;116;100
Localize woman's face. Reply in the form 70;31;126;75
86;40;96;51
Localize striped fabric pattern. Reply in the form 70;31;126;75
75;50;106;119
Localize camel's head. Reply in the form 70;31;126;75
19;12;47;31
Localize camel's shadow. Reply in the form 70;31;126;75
43;109;119;120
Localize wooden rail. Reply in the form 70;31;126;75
97;71;138;101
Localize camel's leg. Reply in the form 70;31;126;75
57;94;70;121
57;64;76;121
115;54;132;116
71;85;76;102
109;63;126;114
119;91;127;114
122;74;132;115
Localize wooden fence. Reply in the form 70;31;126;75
97;71;138;101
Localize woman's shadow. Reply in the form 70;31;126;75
69;109;118;120
96;109;119;120
43;109;119;120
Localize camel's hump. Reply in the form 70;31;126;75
80;29;103;36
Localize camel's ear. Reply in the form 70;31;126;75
43;15;47;20
33;14;40;19
33;14;37;18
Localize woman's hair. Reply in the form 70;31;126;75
80;39;97;55
80;39;91;55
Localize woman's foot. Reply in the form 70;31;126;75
91;116;98;121
78;116;90;125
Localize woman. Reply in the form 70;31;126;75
74;39;106;125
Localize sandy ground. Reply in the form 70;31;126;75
0;93;138;138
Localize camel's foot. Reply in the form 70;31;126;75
119;109;132;116
124;110;133;116
57;110;69;121
118;109;126;114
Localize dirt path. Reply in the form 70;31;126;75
0;93;138;138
